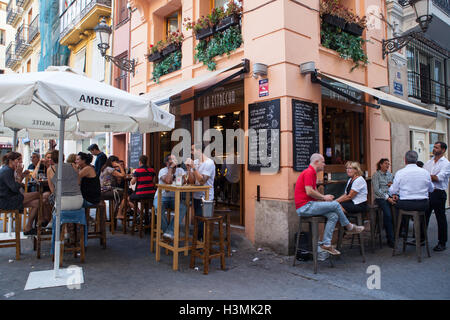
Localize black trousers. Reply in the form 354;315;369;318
425;189;447;245
394;199;429;238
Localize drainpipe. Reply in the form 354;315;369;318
107;0;115;156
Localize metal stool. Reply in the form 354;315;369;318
293;215;334;274
392;210;430;262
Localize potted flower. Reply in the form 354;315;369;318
216;0;242;32
184;16;215;40
161;30;184;56
147;40;164;62
344;13;367;36
320;0;347;29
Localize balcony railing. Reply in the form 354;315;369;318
432;0;450;16
5;42;20;69
15;25;31;56
16;0;31;8
60;0;112;40
6;2;22;25
28;14;40;42
408;71;449;108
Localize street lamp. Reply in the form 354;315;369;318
382;0;433;59
94;17;136;76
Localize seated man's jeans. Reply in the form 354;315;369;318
158;196;187;236
375;198;394;242
296;201;350;246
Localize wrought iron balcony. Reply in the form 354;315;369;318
6;2;22;26
5;42;20;69
28;14;40;43
16;0;31;8
432;0;450;16
60;0;112;41
15;25;31;56
408;71;449;108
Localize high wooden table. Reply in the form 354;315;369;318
155;184;211;271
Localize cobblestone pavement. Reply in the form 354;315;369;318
0;211;449;300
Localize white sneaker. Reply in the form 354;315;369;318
163;232;174;240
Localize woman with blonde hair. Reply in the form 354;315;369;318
336;161;368;214
66;153;77;165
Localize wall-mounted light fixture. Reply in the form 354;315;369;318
95;17;136;75
299;61;316;75
382;0;432;59
252;63;268;79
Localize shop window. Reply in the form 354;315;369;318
323;106;365;166
165;11;181;38
117;0;129;25
0;29;5;45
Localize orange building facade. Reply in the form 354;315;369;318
118;0;393;254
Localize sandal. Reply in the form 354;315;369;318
320;245;341;255
346;224;364;234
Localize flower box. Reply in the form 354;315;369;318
196;26;215;40
147;51;162;63
322;14;346;29
344;22;364;37
216;14;240;32
161;43;181;57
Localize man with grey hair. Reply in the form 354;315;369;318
389;150;434;237
295;153;364;255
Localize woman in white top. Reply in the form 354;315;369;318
336;161;368;213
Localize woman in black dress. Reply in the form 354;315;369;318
75;152;101;207
0;152;40;235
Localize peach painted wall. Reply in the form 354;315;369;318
129;0;391;245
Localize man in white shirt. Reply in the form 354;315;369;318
423;141;450;251
155;155;187;240
186;143;215;240
389;150;434;238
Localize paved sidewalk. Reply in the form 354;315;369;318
0;211;449;300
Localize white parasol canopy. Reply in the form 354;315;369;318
0;66;174;286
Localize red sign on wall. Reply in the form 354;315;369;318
259;79;269;97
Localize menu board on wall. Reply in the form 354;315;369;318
128;132;143;169
248;99;280;172
292;99;319;172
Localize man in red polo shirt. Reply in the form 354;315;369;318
295;153;364;255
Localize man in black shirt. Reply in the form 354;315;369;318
87;143;107;177
27;152;40;170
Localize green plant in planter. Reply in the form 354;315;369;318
194;25;243;71
320;22;369;71
152;50;182;83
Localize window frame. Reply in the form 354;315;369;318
164;10;181;40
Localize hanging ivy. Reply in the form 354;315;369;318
320;22;369;71
152;50;182;83
194;25;243;71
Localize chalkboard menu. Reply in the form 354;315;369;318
292;99;319;172
248;99;280;172
128;132;143;169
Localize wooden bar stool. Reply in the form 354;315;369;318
0;210;22;260
392;210;430;262
131;198;152;238
337;211;366;263
58;223;85;267
84;202;107;249
293;215;334;274
150;207;172;254
190;216;226;275
214;209;232;257
368;204;384;252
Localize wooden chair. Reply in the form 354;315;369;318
368;204;384;251
84;202;107;249
293;215;334;274
57;223;85;267
337;211;366;263
190;216;226;275
392;210;430;262
0;210;22;260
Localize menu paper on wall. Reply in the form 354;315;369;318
248;99;280;172
292;99;319;172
